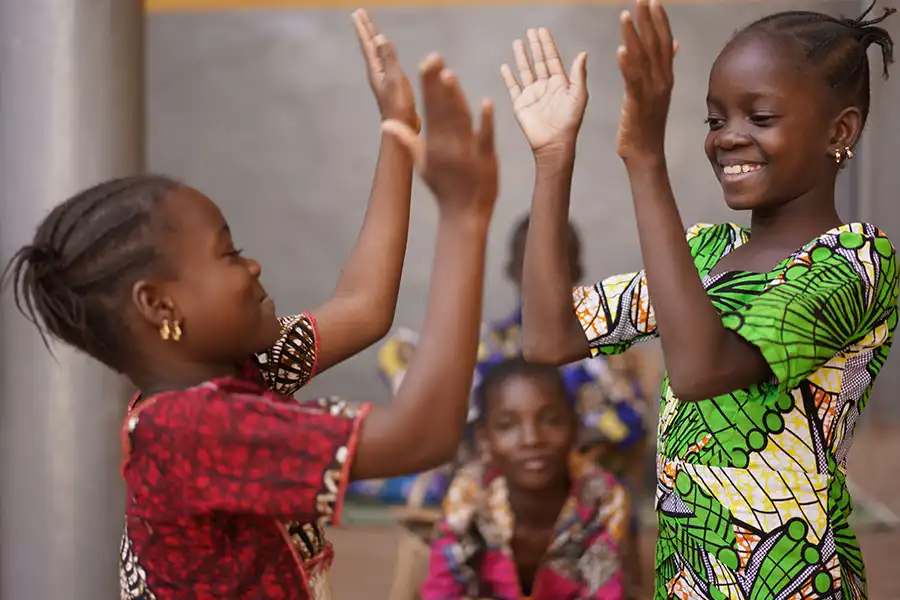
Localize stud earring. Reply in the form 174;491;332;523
845;146;854;160
172;321;182;342
834;148;842;164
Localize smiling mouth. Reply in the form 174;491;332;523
519;457;552;472
721;163;764;176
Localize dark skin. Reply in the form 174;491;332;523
477;374;576;595
126;15;500;482
516;0;863;402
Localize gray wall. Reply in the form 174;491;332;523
147;1;896;416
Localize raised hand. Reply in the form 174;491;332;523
352;9;420;131
616;0;679;161
381;54;498;222
501;28;588;155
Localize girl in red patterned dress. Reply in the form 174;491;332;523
2;11;498;600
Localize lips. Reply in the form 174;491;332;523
518;456;554;473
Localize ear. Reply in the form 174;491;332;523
829;105;863;153
132;279;178;330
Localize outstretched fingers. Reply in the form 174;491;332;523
618;10;647;91
352;9;380;71
513;39;536;87
500;63;522;101
635;0;661;75
538;28;567;79
650;0;675;71
527;29;549;80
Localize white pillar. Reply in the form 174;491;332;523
0;1;144;597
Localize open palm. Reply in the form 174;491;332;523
501;28;588;153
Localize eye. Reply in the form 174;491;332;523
749;114;777;126
226;247;244;259
704;116;724;130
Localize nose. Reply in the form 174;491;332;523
714;120;752;151
520;422;539;447
246;257;262;277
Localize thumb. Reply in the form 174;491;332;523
569;51;588;90
477;99;495;156
381;119;423;164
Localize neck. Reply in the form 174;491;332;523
507;476;570;528
749;185;843;249
130;357;241;398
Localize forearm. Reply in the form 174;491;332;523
522;148;589;364
334;133;414;335
351;215;490;480
624;157;736;398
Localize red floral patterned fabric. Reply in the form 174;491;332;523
119;313;370;599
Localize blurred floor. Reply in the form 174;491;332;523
328;426;900;599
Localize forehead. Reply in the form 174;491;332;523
162;186;228;237
708;33;818;104
488;375;568;414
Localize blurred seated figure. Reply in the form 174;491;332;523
348;216;656;509
421;358;630;600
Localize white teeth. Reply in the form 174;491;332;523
723;164;763;175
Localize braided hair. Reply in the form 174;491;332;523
1;174;180;371
733;0;895;127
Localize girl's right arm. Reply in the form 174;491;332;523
350;53;499;480
498;29;595;366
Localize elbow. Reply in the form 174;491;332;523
522;339;564;365
417;436;460;472
353;300;395;347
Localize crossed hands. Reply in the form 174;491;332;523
352;0;678;218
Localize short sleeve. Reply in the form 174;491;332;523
127;389;370;525
721;228;898;395
574;223;743;356
255;312;319;396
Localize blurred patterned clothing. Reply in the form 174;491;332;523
346;308;651;507
420;456;630;599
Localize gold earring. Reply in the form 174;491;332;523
160;319;171;341
834;149;842;164
172;321;182;342
845;146;854;160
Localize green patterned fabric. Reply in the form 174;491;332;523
572;223;898;599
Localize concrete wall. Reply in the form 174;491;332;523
146;0;895;417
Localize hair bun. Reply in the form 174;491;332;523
26;244;64;278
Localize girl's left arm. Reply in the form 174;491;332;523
309;131;414;374
308;11;418;375
614;1;768;401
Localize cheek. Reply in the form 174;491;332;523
487;432;518;461
177;265;252;322
704;133;716;163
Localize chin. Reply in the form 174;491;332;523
253;314;283;352
723;194;762;211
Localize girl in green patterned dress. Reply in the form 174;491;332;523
500;0;898;598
